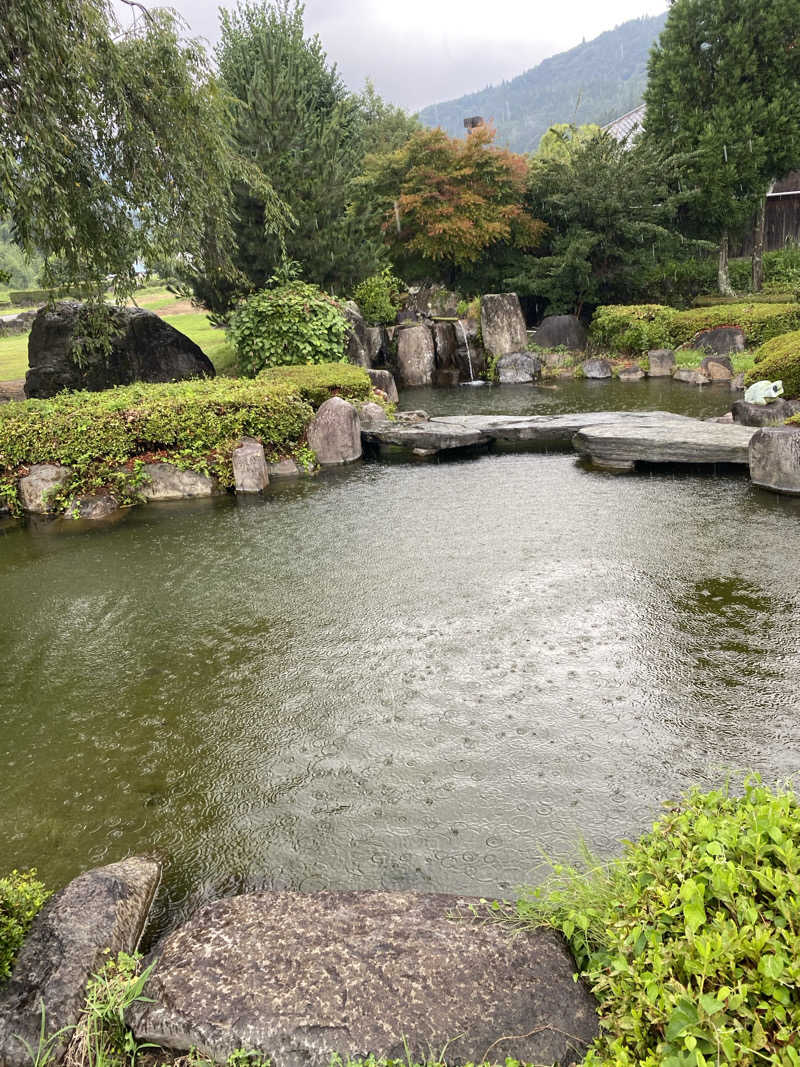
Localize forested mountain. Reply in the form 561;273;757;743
418;12;667;153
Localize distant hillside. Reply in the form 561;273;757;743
418;13;667;154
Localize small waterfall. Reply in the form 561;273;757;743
457;319;481;385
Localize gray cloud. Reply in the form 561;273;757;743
116;0;666;111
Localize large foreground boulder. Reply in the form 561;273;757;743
480;294;527;356
533;314;587;351
0;857;161;1067
25;302;215;399
749;425;800;494
130;890;598;1067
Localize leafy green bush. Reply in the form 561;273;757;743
591;302;800;353
228;282;350;376
258;363;373;409
508;780;800;1067
746;331;800;399
0;378;314;512
352;268;405;325
692;293;796;306
1;869;50;982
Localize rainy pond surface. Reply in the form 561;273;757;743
2;377;800;939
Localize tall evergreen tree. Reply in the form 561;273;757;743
644;0;800;294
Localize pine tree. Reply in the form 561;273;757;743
644;0;800;294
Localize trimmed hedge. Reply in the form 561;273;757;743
591;302;800;354
1;870;50;982
746;331;800;399
8;287;87;306
258;363;373;408
0;378;315;512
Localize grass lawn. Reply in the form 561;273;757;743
672;347;756;375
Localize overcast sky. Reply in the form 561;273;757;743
120;0;667;111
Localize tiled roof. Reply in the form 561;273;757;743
602;103;646;142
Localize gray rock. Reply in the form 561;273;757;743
647;349;675;377
496;351;541;383
617;363;645;381
394;324;435;387
692;325;746;355
394;410;429;423
306;397;362;465
749;425;800;495
533;314;587;351
267;458;302;478
357;402;388;427
232;438;269;494
731;372;746;391
0;310;37;338
404;286;460;319
0;857;161;1067
140;463;219;501
700;354;734;380
708;412;734;423
432;321;458;378
573;419;757;469
732;398;800;426
18;464;73;513
67;492;120;520
131;890;598;1067
365;368;399;404
362;410;692;455
673;367;711;386
344;303;371;368
364;326;386;367
25;302;214;399
480;293;527;356
582;358;613;379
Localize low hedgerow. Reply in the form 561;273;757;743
0;378;315;513
746;331;800;399
502;779;800;1067
258;363;373;409
591;302;800;354
1;869;50;982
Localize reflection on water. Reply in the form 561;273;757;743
399;377;736;419
1;384;799;939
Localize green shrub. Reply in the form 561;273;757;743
746;331;800;398
258;363;373;409
1;870;50;982
508;780;800;1067
0;378;314;513
352;268;405;325
591;302;800;353
692;293;797;306
228;282;350;376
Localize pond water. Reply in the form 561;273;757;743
1;379;799;938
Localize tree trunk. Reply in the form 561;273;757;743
752;196;766;292
718;231;734;296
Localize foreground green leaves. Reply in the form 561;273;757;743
0;869;50;982
511;780;800;1066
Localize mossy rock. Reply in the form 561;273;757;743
746;331;800;399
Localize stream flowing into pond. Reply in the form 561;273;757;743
1;379;799;938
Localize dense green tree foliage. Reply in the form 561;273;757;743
0;222;42;290
510;133;681;315
534;123;603;161
356;125;544;288
1;0;290;302
189;0;420;311
644;0;800;294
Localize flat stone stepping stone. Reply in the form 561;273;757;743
130;890;599;1067
363;411;692;455
573;419;757;470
